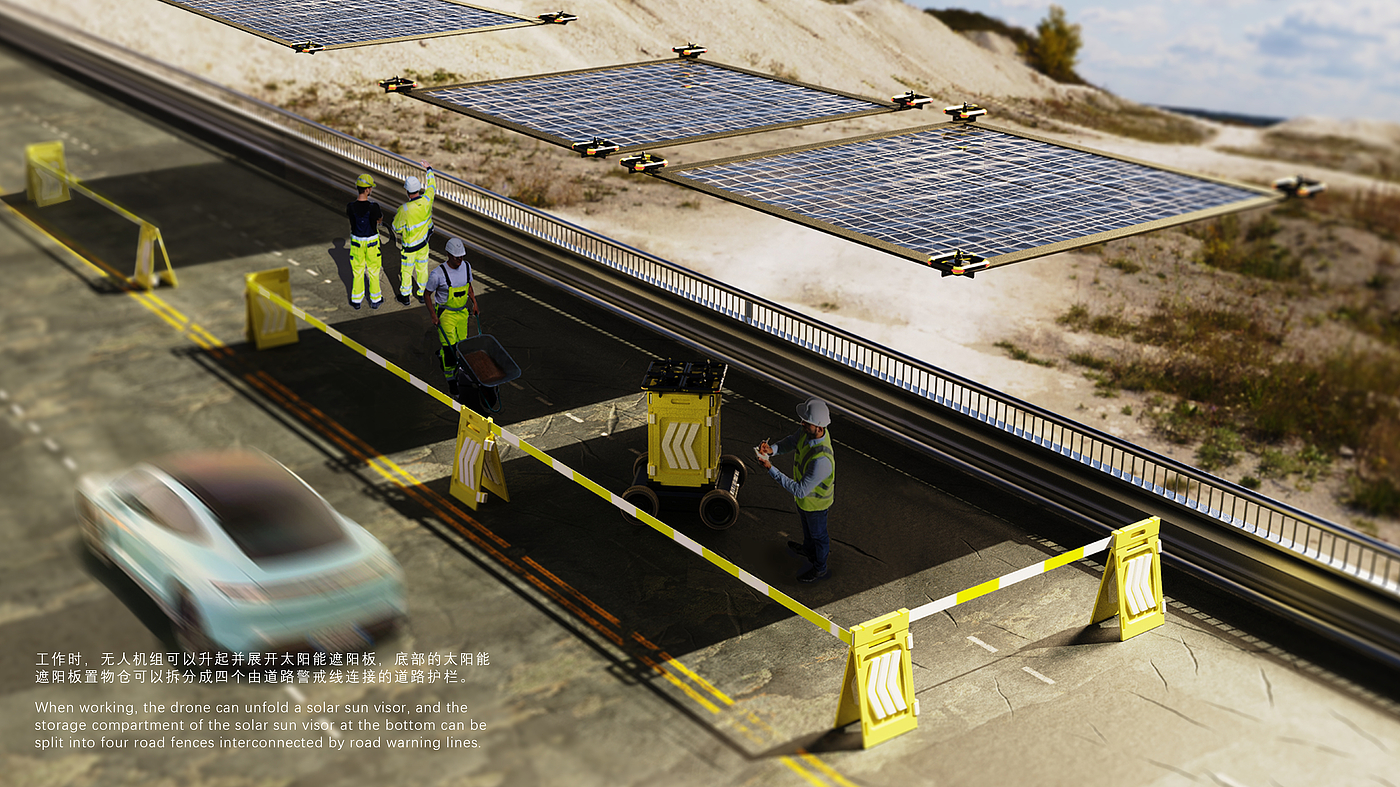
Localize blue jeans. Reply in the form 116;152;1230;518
799;508;830;573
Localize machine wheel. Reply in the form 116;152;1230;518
622;484;660;525
632;452;650;478
173;591;216;656
718;454;748;487
699;488;739;530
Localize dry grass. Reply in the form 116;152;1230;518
1050;207;1400;518
1221;130;1399;183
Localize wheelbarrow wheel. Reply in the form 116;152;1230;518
622;484;659;526
699;488;739;530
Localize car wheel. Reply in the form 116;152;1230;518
174;591;216;656
75;495;113;566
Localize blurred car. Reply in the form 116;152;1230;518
75;449;406;654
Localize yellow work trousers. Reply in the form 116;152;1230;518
400;245;431;297
438;307;474;377
349;239;383;304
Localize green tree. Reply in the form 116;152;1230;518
1028;5;1083;84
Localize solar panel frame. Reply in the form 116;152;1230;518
403;58;903;154
154;0;543;51
653;120;1282;270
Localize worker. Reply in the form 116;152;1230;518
392;161;436;306
756;397;835;583
345;173;384;310
425;237;480;399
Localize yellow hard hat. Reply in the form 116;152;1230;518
356;173;375;188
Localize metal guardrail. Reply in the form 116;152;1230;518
5;2;1396;600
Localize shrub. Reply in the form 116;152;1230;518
1027;5;1084;84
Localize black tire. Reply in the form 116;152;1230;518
76;494;113;566
174;592;216;656
699;488;739;530
718;454;748;487
622;484;660;525
632;452;649;478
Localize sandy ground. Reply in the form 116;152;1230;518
20;0;1400;542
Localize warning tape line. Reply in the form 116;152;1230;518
249;281;853;645
12;182;849;779
907;536;1114;622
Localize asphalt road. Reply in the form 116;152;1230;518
2;42;1398;787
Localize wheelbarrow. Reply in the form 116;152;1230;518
440;320;521;413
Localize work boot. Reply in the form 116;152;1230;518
798;567;829;583
397;293;412;306
787;541;812;558
350;299;362;310
416;291;426;305
369;298;382;310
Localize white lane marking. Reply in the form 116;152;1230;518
967;636;998;653
1022;666;1056;684
43;438;60;452
27;422;41;434
283;685;306;703
563;412;583;423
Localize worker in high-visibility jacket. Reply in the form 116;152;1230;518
392;162;435;305
345;173;384;310
425;237;479;399
757;397;835;583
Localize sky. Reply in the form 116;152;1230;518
914;1;1400;123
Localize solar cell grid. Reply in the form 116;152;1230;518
660;123;1274;266
415;60;893;151
158;0;536;48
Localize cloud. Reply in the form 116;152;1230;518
1246;1;1400;80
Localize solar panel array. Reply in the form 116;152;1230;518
659;123;1273;265
414;60;893;151
158;0;536;48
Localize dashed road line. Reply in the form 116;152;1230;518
1022;666;1056;685
968;635;998;653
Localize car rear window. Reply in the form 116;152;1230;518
156;455;346;560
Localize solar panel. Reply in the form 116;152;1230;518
654;121;1280;274
155;0;548;51
406;59;900;153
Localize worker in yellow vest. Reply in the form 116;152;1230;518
345;173;384;310
757;397;835;582
392;162;435;305
426;237;479;400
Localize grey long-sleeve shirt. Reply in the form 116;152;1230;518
766;430;833;500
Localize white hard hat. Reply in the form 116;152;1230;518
404;176;422;193
796;397;831;427
445;237;466;257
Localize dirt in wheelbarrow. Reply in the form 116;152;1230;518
462;349;508;386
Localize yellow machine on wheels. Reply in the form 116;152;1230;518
623;360;747;529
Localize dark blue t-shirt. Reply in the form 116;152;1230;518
346;200;383;239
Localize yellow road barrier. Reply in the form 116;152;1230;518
244;279;852;645
835;609;918;748
24;141;177;289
